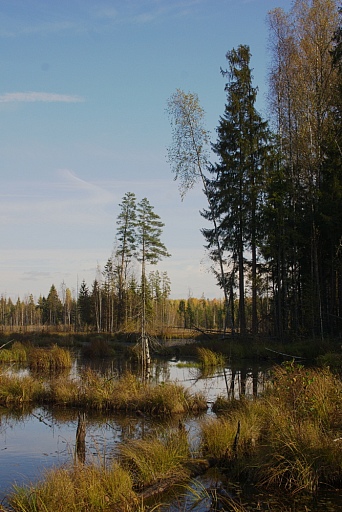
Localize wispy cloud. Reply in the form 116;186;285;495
130;0;205;24
0;0;205;39
0;92;84;103
94;7;118;21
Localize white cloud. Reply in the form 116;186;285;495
0;92;84;103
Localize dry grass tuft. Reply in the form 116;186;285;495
208;362;342;493
119;429;190;487
28;345;72;371
0;372;45;405
9;463;136;512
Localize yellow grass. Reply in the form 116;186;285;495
9;463;136;512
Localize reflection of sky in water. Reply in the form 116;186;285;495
0;412;74;498
0;409;155;501
0;360;269;502
163;362;231;403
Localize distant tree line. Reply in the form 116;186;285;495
0;286;229;334
167;0;342;340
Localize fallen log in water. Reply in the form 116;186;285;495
138;458;215;501
265;347;305;360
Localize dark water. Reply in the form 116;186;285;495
0;357;341;511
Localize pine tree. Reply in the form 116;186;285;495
135;198;170;371
115;192;137;327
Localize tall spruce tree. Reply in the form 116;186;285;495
78;280;92;328
204;45;272;334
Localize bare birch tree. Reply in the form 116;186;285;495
166;89;233;333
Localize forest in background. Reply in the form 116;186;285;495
1;0;342;341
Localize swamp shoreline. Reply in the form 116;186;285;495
0;332;341;511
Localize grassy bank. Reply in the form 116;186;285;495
1;331;341;369
204;362;342;493
0;341;72;369
0;368;207;415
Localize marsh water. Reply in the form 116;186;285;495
0;353;341;511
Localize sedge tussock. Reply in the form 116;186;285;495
28;345;72;371
0;373;45;405
119;431;190;487
197;347;226;368
201;402;262;460
209;363;342;493
0;341;27;364
9;463;136;512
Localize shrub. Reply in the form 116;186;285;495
81;338;115;358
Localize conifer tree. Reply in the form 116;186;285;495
135;198;170;371
205;45;272;334
115;192;137;328
78;280;92;328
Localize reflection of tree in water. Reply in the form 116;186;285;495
0;407;34;437
75;412;86;464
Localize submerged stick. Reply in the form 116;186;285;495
265;348;305;360
232;420;241;456
0;339;14;350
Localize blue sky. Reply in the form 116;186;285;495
1;0;291;301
